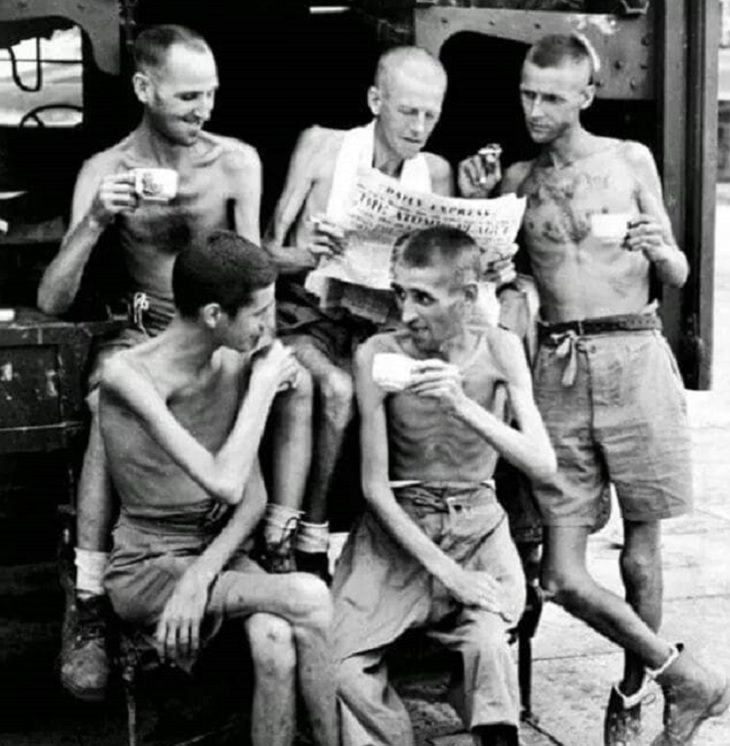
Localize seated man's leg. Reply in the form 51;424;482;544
259;368;314;573
287;333;355;578
337;648;415;746
62;332;145;700
245;613;297;746
61;389;116;700
214;570;337;746
434;612;520;746
428;517;525;746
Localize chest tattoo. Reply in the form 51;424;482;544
522;168;615;246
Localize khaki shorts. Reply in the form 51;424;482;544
277;297;379;371
532;330;692;526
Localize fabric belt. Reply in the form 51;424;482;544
538;311;661;387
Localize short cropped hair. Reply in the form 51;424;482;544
396;226;481;287
526;33;598;83
133;24;210;74
374;45;447;91
172;230;277;319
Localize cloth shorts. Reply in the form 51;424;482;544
105;516;261;634
532;329;692;526
277;296;379;371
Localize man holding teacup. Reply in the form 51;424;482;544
459;33;728;746
37;25;311;704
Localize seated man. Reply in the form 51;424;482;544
41;24;311;701
334;226;557;746
98;230;336;746
264;46;454;576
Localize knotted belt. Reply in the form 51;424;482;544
538;312;662;386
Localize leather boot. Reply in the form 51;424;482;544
60;593;111;702
650;644;730;745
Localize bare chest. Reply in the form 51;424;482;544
520;157;639;250
117;164;234;256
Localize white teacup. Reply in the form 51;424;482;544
590;213;632;243
372;353;417;392
134;168;179;203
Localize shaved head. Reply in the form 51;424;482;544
374;46;447;94
525;33;598;85
133;24;211;77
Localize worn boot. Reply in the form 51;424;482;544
60;593;111;702
604;678;652;746
649;644;730;745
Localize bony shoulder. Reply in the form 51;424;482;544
620;139;655;165
80;142;131;180
98;351;138;395
296;125;345;161
355;332;400;366
423;151;452;178
209;134;261;172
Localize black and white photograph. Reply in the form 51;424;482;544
0;2;727;744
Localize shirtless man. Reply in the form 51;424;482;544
37;25;310;700
98;230;335;746
459;34;729;745
333;226;556;746
264;46;453;578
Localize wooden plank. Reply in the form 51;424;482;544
655;0;687;355
683;0;719;389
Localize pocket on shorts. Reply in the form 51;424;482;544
656;335;687;404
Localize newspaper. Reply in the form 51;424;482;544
305;169;526;293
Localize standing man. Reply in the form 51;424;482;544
265;46;453;577
334;226;556;746
38;25;311;702
99;230;336;746
459;34;729;745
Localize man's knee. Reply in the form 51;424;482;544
246;613;297;679
288;573;333;630
540;566;592;609
319;368;354;427
461;615;513;660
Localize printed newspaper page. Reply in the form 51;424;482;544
305;169;526;293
